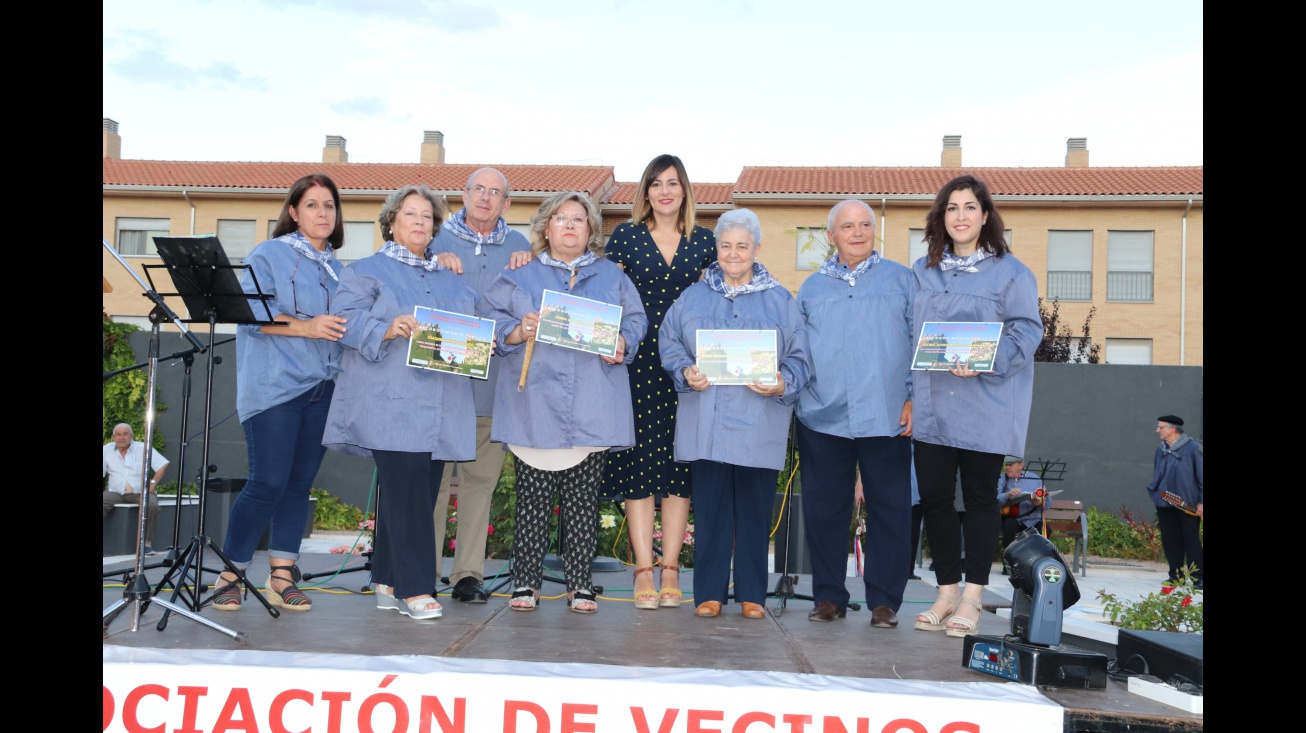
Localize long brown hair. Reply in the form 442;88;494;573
272;173;346;250
922;174;1008;268
630;154;697;234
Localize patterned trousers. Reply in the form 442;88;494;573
510;450;606;593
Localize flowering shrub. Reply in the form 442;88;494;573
1096;564;1202;633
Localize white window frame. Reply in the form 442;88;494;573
908;229;927;267
1105;338;1153;365
1046;230;1093;302
115;217;170;257
216;219;257;262
338;221;377;264
1106;230;1154;302
795;227;830;271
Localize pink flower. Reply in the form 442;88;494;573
449;539;457;550
487;524;495;535
1180;596;1193;607
448;517;457;525
329;544;351;554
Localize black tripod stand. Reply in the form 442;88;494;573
140;235;286;630
103;339;232;583
101;239;246;643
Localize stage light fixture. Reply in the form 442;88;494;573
961;529;1108;689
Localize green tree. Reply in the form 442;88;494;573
1035;298;1101;363
102;316;166;450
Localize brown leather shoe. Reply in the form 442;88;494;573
741;602;765;619
695;601;721;617
807;600;846;622
870;605;899;628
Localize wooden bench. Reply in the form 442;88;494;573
1042;498;1088;577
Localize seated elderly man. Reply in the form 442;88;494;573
997;456;1044;572
103;423;169;553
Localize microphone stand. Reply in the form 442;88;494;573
101;239;247;643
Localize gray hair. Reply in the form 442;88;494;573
714;208;762;246
827;199;876;232
465;167;510;198
378;185;448;242
113;423;133;436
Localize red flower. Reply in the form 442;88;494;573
1161;586;1175;595
1181;596;1193;607
554;507;560;515
486;524;495;536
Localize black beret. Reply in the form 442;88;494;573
1158;415;1184;427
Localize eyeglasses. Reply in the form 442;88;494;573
470;184;505;199
551;215;587;228
290;255;330;319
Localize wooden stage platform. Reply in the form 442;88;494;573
102;551;1202;733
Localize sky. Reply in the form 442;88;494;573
103;0;1203;183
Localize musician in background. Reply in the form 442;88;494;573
1146;415;1203;589
996;456;1043;573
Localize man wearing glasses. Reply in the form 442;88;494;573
430;168;532;602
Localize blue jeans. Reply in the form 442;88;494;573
223;380;334;567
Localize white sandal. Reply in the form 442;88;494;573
399;595;442;620
914;591;959;631
945;597;983;637
374;584;400;612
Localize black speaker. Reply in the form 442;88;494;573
1115;629;1203;687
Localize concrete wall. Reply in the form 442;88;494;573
122;332;1201;519
1024;362;1202;519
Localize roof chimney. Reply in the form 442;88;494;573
421;130;446;164
103;118;121;159
323;135;348;164
1065;137;1089;168
941;135;962;167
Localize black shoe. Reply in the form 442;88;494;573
908;573;922;580
451;577;489;603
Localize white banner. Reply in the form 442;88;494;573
103;647;1063;732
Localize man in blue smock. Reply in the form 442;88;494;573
796;199;917;629
429;168;531;602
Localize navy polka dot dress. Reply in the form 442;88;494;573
602;222;716;500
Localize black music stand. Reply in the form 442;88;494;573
142;235;286;628
101;239;245;644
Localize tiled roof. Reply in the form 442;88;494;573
734;166;1203;197
601;182;736;205
102;160;616;196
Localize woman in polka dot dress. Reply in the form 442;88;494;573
602;154;716;609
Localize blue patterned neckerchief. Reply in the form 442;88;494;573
537;250;598;278
279;231;338;281
380;241;446;271
817;251;880;287
703;261;779;298
938;246;992;273
442;208;510;256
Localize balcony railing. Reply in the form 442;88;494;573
1047;271;1092;301
1106;271;1153;302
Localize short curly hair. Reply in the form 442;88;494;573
378;185;448;243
